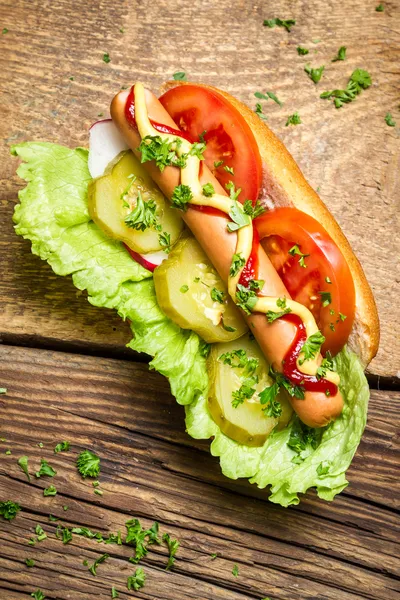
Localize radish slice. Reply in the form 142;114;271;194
88;119;129;178
124;245;169;272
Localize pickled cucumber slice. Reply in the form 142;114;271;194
208;335;293;447
88;150;184;253
154;235;248;343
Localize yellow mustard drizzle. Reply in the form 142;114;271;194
133;83;339;386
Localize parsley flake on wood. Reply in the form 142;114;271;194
127;567;146;590
76;450;100;478
103;53;111;63
43;485;57;497
125;518;160;563
26;558;35;567
263;18;296;32
173;71;186;81
163;532;180;570
88;553;109;576
305;64;325;83
298;331;325;365
320;69;372;108
375;3;384;10
35;459;57;478
31;590;46;600
54;441;70;453
255;103;268;120
332;46;347;62
230;253;246;277
18;456;30;481
210;552;218;560
111;588;119;599
288;244;309;267
35;524;47;542
0;388;7;394
385;113;396;127
232;564;239;577
0;500;21;521
125;192;158;231
171;184;193;210
285;112;302;126
297;46;309;55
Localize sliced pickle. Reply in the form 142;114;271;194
207;335;293;447
153;235;248;343
88;150;184;253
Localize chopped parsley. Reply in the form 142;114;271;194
243;199;265;219
288;244;309;267
339;312;347;321
163;532;180;570
255;103;268;120
319;291;332;307
54;441;70;453
214;159;224;168
125;518;160;563
139;135;187;171
224;165;235;175
332;46;347;62
2;28;8;34
173;71;186;81
88;553;109;576
55;525;72;544
25;558;35;567
31;591;46;600
325;276;332;284
35;524;47;542
211;288;225;304
171;184;193;210
230;252;246;277
0;388;7;394
232;376;258;408
35;459;57;478
189;141;206;160
255;90;283;106
211;552;218;560
232;564;239;577
225;180;241;201
227;200;251;232
263;18;296;32
111;587;119;598
199;341;211;358
317;460;332;476
235;284;258;315
298;331;325;365
180;284;189;293
297;46;309;55
266;296;292;322
320;69;372;108
385;113;396;127
202;182;215;197
316;352;335;379
259;385;282;417
304;64;325;83
268;366;305;400
158;231;171;252
127;567;146;591
248;279;265;292
0;500;21;521
76;450;100;478
18;456;30;481
285;112;302;126
288;420;320;455
103;53;111;64
125;192;158;231
43;485;57;497
375;3;384;10
219;349;259;375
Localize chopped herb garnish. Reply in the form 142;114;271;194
259;384;282;417
43;485;57;497
211;552;218;560
305;64;325;83
171;184;193;210
31;590;46;600
125;192;158;231
35;459;57;478
63;505;68;511
320;69;372;108
76;450;100;478
330;323;336;331
297;46;309;55
235;284;258;315
163;532;180;570
202;182;215;197
5;449;11;455
26;558;35;567
319;291;332;307
54;441;70;453
224;165;235;175
232;564;239;577
225;180;241;201
317;460;332;476
232;376;258;408
158;231;171;252
255;90;283;106
94;488;103;496
266;300;292;322
332;46;347;62
111;587;119;599
49;515;58;522
385;113;396;127
189;141;206;160
2;28;8;34
127;567;146;591
243;199;266;219
103;53;111;63
88;553;109;576
248;279;265;292
125;518;160;563
211;288;225;304
263;18;296;32
229;253;246;277
339;312;347;321
286;112;302;126
0;500;21;521
269;365;305;400
325;276;332;284
288;421;319;455
255;103;268;120
35;524;47;542
214;159;224;168
0;388;7;394
180;284;189;293
227;200;251;232
316;352;335;379
375;3;384;10
199;341;211;358
221;321;237;333
18;456;30;481
57;526;72;544
298;331;325;365
139;135;187;171
288;244;309;267
173;71;186;81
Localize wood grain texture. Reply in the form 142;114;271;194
0;345;399;599
0;0;399;377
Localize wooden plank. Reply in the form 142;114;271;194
0;345;399;599
0;0;399;378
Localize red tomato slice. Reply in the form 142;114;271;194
159;85;263;203
254;207;355;356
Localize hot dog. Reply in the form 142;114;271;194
110;86;351;428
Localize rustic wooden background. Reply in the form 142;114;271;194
0;0;399;598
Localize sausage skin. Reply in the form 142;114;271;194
110;88;344;428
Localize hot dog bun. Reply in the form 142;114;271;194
160;81;380;367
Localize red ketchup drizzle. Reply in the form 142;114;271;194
124;87;193;142
238;226;259;287
282;314;338;395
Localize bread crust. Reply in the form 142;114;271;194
160;81;380;367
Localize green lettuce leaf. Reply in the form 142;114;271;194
12;141;369;506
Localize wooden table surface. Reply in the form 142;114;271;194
0;0;399;599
